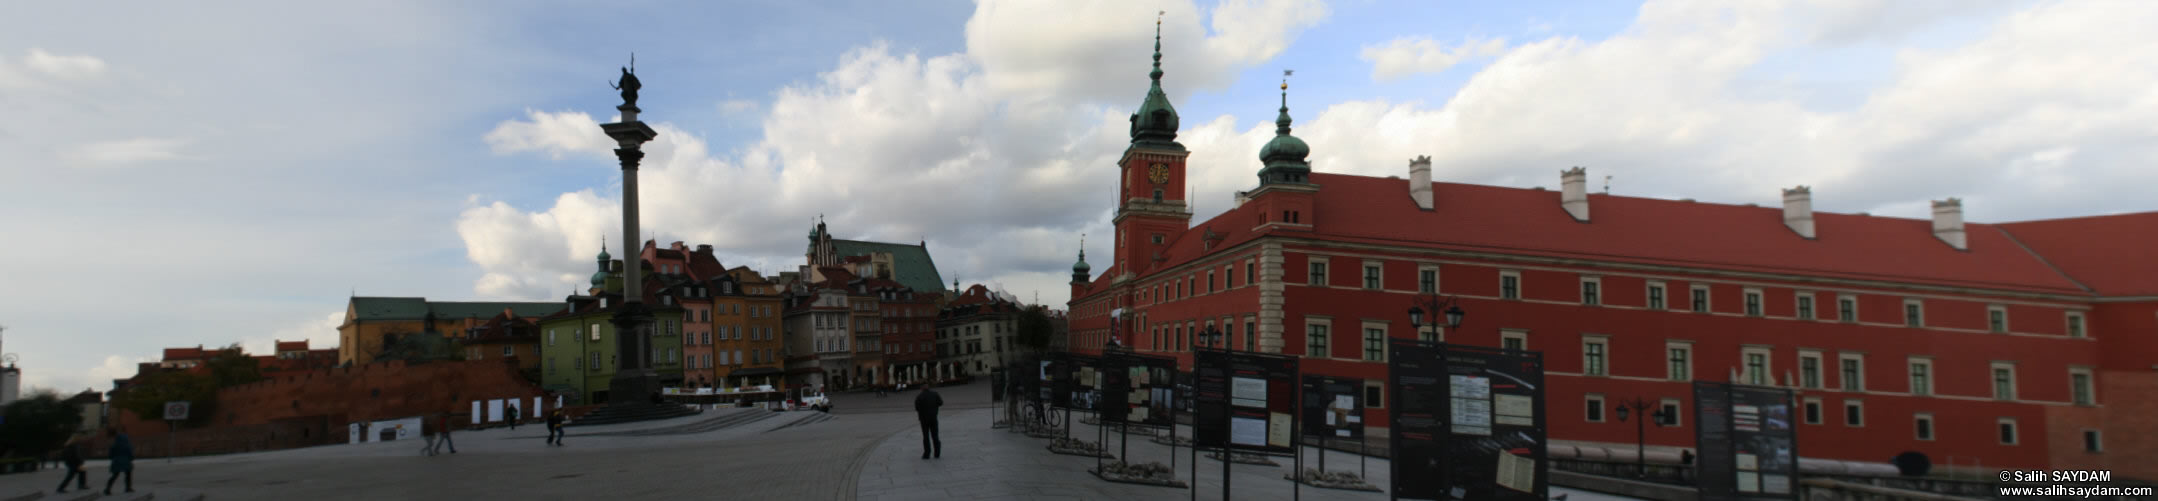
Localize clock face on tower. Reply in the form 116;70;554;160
1148;163;1170;184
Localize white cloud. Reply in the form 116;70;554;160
23;48;105;79
1360;36;1508;82
483;109;615;160
62;137;190;166
85;355;150;393
718;99;759;116
965;0;1328;104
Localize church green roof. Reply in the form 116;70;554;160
1128;18;1183;151
830;239;947;293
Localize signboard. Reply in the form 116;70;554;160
990;368;1006;402
1694;382;1800;501
1300;375;1363;440
1065;354;1100;412
1193;348;1299;456
1100;351;1177;428
163;401;190;421
1046;353;1072;409
1389;340;1548;501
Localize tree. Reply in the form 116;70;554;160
1015;306;1055;355
109;370;217;426
204;344;264;387
0;392;85;458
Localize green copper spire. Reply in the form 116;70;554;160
1258;69;1312;185
1129;12;1183;150
1071;234;1091;285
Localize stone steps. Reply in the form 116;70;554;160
563;402;699;427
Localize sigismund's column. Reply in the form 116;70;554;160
603;63;660;404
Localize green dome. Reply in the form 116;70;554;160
590;270;609;288
1257;85;1313;186
1127;20;1184;150
1259;134;1309;164
1072;251;1091;274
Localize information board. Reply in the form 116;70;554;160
1046;353;1072;409
1694;382;1799;501
1193;348;1299;456
990;368;1006;402
1065;353;1100;411
1300;375;1364;440
1100;351;1178;428
1389;340;1548;501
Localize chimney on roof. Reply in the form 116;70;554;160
1782;186;1815;239
1560;167;1590;222
696;244;713;255
1932;198;1967;251
1408;155;1434;210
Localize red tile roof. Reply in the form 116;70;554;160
687;246;729;280
162;346;207;361
275;340;309;352
1996;212;2158;296
1088;173;2094;296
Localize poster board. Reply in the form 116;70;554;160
1300;375;1363;440
1694;382;1800;501
1193;348;1299;456
1046;353;1072;409
990;367;1006;402
1389;340;1548;501
1065;354;1100;412
1101;351;1178;429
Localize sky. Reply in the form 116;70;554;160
3;0;2154;395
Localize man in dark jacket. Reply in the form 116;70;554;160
104;429;133;495
914;382;943;459
55;436;87;493
546;410;566;446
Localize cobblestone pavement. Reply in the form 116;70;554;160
0;383;990;501
857;404;1644;501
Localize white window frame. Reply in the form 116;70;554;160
1585;393;1606;423
1999;417;2019;445
1646;281;1667;310
1365;380;1385;409
1988;305;2009;333
1802;397;1823;425
1915;413;1935;441
1363;261;1384;290
2084;429;2104;453
589;323;602;342
1500;329;1528;352
1908;357;1933;396
1839;353;1866;392
1799;350;1824;389
1582;335;1610;377
1500;270;1522;300
1844;399;1865;427
1690;285;1711;313
1838;294;1858;323
1992;361;2017;400
1305;317;1333;358
1660;398;1683;427
1309;257;1330;287
1362;321;1389;362
2070;366;2095;406
1743;288;1763;316
1418;265;1441;294
1666;341;1693;382
1742;346;1773;386
1904;298;1925;327
548;329;557;346
1796;292;1815;320
2066;311;2087;338
1581;276;1602;306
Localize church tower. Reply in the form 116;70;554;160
1245;72;1319;232
1114;14;1193;276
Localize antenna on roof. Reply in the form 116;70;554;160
1604;175;1612;194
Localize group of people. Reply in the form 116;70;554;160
53;428;135;496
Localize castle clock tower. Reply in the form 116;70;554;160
1113;16;1192;277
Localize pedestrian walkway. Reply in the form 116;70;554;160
856;407;1642;501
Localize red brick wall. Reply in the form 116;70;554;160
2047;370;2158;483
112;359;543;448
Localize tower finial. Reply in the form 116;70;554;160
1277;69;1295;134
1151;10;1165;82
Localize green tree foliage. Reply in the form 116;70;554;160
1015;306;1055;354
109;370;218;426
0;392;85;458
204;344;264;387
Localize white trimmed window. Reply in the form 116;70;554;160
1838;294;1858;323
2071;367;2094;406
1742;346;1772;386
1844;399;1865;427
1501;329;1528;352
1306;318;1332;358
1309;258;1330;287
1904;299;1924;327
1647;282;1667;310
1915;413;1935;441
1908;358;1933;396
1802;397;1822;425
1362;322;1388;362
1659;399;1682;426
1690;285;1710;313
1992;362;2017;400
2067;312;2086;338
1840;354;1865;392
1988;305;2008;333
1585;393;1606;422
1363;261;1383;290
1999;417;2019;445
1744;289;1763;316
1418;265;1439;294
1581;276;1601;306
1366;380;1385;409
2085;430;2103;453
548;329;557;346
1796;293;1815;320
1666;341;1693;381
1799;350;1823;389
1582;336;1609;376
1500;270;1521;300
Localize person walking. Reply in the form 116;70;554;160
914;382;943;459
104;429;133;495
507;405;520;431
54;436;88;493
428;412;458;455
545;409;566;446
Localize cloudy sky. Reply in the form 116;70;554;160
4;0;2153;394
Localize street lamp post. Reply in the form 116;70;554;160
1615;397;1673;479
1406;294;1466;343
